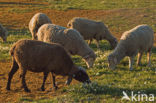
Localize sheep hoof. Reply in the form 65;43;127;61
6;87;10;90
24;88;31;92
130;68;133;71
147;64;151;67
65;80;71;85
65;82;70;85
41;87;45;91
54;86;58;90
136;63;141;67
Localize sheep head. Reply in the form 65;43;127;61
83;52;96;68
84;57;94;68
73;66;91;84
110;38;118;49
107;53;118;70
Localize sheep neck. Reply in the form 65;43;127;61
104;30;115;42
113;45;126;62
78;43;92;58
69;65;79;76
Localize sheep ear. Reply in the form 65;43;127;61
114;57;117;64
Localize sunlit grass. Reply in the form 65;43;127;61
0;30;31;60
1;33;155;102
45;0;156;10
0;0;156;102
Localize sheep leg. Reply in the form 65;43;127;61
6;59;19;90
51;72;58;90
95;40;100;48
41;72;48;91
136;52;143;66
65;76;72;85
147;49;151;67
32;30;37;40
129;56;134;71
21;69;30;92
88;39;92;45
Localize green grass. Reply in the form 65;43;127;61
8;8;33;13
0;0;156;102
0;29;31;60
45;0;156;10
103;8;156;35
42;0;156;33
42;46;156;103
1;33;156;103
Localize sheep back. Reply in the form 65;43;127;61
67;17;117;48
117;24;154;56
29;13;52;40
37;24;94;57
68;17;115;39
67;17;102;39
10;39;74;76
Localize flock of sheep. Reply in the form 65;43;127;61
0;13;154;92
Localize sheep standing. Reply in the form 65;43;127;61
67;17;117;48
37;24;96;68
6;39;91;92
0;24;8;42
29;13;52;40
107;25;154;70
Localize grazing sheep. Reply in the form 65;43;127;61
6;39;91;92
29;13;52;40
67;17;117;48
0;24;8;42
37;24;96;68
107;25;154;70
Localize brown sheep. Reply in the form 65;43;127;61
6;39;91;92
29;13;52;40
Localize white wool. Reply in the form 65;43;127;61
108;24;154;70
67;17;117;48
29;13;52;40
37;24;96;68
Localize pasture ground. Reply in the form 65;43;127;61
0;0;156;103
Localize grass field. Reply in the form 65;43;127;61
0;0;156;103
45;0;156;10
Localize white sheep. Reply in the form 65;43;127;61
107;24;154;70
67;17;117;48
37;24;96;68
29;13;52;40
0;24;8;42
6;39;91;92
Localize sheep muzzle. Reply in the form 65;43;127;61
83;57;94;68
